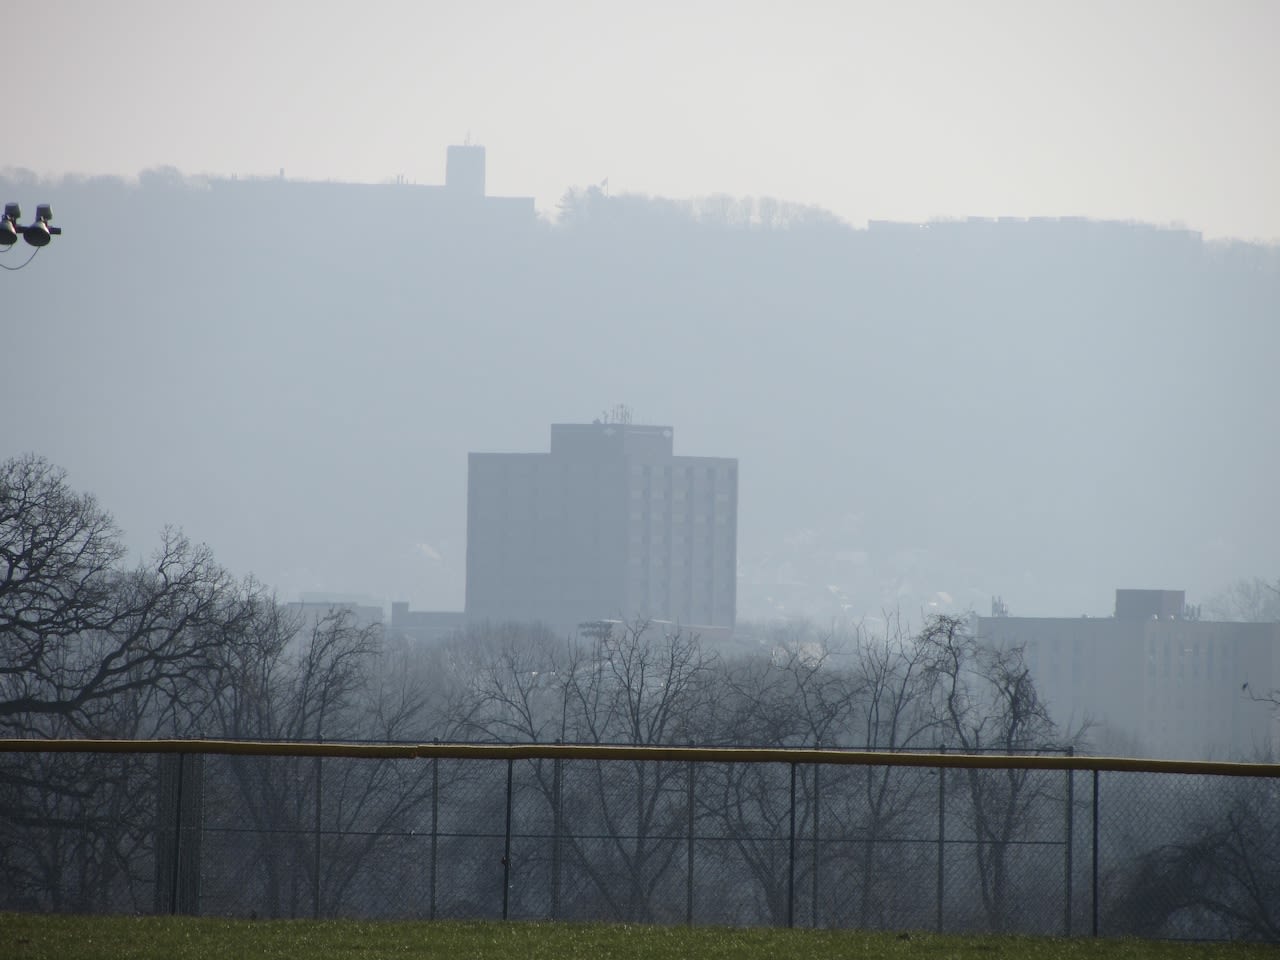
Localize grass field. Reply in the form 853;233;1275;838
1;915;1273;960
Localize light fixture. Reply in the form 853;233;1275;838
0;203;19;246
1;202;62;248
22;204;61;247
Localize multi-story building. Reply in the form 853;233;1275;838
465;421;737;636
974;589;1280;760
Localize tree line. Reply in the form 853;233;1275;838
1;454;1275;938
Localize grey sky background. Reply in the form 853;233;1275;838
3;0;1278;624
7;0;1278;241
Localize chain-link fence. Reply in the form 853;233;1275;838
1;741;1276;941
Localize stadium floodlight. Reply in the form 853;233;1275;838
1;202;63;248
22;204;61;247
1;203;19;246
1;202;64;270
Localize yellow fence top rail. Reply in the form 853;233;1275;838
1;738;1277;778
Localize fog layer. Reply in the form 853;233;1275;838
2;171;1276;619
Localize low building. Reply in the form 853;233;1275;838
388;603;467;644
974;589;1280;760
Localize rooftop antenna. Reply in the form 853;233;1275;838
603;403;633;425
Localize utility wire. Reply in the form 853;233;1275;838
0;248;40;271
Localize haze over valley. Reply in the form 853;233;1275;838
3;166;1276;621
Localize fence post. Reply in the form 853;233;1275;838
1064;745;1074;936
552;752;562;921
169;752;185;916
811;759;820;929
502;757;514;921
936;745;946;933
686;758;695;925
787;761;797;928
429;754;439;920
1091;769;1100;937
313;755;322;919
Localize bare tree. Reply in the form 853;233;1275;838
1106;776;1280;941
445;618;720;921
446;620;572;743
1;455;261;737
1;455;122;668
1221;578;1280;715
0;455;267;912
919;614;1068;932
827;612;939;927
564;620;719;920
708;615;940;928
200;605;443;917
705;621;861;924
1207;576;1280;624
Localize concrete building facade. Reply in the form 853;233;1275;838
465;422;737;635
974;589;1280;760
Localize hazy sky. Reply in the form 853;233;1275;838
8;0;1278;241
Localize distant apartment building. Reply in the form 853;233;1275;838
974;589;1280;760
465;421;738;636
